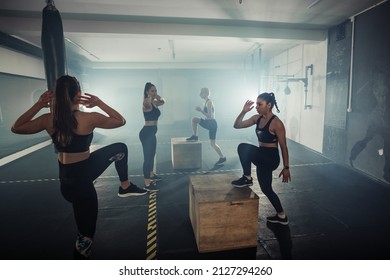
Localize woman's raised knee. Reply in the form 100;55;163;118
112;142;127;152
109;142;128;161
237;143;247;153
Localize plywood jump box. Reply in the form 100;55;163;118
189;173;259;253
171;137;202;169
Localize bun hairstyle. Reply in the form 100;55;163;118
53;75;81;146
258;92;280;113
144;82;155;99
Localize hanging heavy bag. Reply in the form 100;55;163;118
41;0;67;91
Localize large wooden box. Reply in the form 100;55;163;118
189;173;259;253
171;137;202;169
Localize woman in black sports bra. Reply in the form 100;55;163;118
139;82;165;191
11;75;146;259
232;92;291;225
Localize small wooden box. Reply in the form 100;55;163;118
171;137;202;169
189;173;259;253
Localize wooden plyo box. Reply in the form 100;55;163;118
189;173;259;253
171;137;202;169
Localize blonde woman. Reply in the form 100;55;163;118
186;87;226;165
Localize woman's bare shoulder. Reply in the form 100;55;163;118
271;115;285;129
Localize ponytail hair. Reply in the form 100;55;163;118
53;75;80;146
143;82;155;99
258;92;280;113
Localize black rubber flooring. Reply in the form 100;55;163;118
1;125;390;260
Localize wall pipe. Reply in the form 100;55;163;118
347;16;355;113
281;64;313;109
304;64;313;109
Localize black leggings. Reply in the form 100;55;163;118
237;143;284;213
139;125;157;179
59;142;129;238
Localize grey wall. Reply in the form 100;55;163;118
83;68;258;140
323;21;352;162
323;1;390;184
0;73;48;158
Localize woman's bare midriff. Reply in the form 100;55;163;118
259;142;278;148
58;150;90;164
144;121;158;126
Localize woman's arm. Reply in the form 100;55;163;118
204;100;213;118
233;100;258;129
274;119;291;182
153;94;165;107
79;93;126;129
196;100;213;118
144;94;165;111
11;90;53;134
143;95;153;111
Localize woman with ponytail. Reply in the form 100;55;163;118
232;92;291;225
139;82;165;191
12;75;146;259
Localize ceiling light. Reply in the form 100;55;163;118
307;0;322;9
65;38;99;60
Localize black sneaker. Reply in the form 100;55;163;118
266;214;289;225
144;184;159;192
186;135;198;141
150;174;162;182
118;183;148;197
75;234;92;258
231;176;253;187
215;157;226;165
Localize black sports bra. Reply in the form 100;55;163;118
51;131;93;153
143;105;161;121
255;115;278;143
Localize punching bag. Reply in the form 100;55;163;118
41;0;67;91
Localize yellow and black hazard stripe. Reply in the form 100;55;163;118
146;191;158;260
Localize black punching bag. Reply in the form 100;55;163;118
41;0;67;91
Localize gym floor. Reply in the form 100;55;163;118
1;124;390;260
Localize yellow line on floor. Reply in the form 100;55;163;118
146;192;158;260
